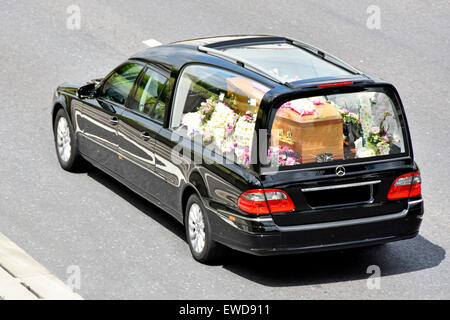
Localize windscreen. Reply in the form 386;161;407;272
268;89;406;168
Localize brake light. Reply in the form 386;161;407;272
387;172;422;200
317;81;353;88
238;189;295;215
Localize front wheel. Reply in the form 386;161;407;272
53;108;84;172
185;194;225;264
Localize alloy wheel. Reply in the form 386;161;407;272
188;203;206;254
56;117;72;162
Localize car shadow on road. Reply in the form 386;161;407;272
87;165;445;288
87;165;186;241
221;235;445;287
223;235;446;287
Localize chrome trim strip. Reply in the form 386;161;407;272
277;208;409;232
301;180;381;192
408;199;423;206
216;209;273;222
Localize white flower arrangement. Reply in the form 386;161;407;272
181;112;203;135
204;101;237;146
180;98;258;166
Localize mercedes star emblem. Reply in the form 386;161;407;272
335;166;346;177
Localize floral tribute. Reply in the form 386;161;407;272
354;111;399;157
268;146;302;166
280;98;319;117
365;112;398;156
180;97;257;166
339;108;361;128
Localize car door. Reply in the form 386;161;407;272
77;62;144;173
116;65;170;202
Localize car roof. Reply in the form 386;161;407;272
131;35;374;90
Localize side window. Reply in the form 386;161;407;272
170;64;270;167
129;67;168;123
100;63;143;105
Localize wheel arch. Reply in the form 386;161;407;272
181;170;209;224
52;94;74;128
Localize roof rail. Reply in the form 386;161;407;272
198;46;290;87
285;37;363;75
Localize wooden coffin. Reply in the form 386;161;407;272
271;103;344;163
226;77;266;115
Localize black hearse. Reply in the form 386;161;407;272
52;35;423;263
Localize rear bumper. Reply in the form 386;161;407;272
208;199;424;256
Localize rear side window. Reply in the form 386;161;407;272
268;90;406;168
129;67;168;123
171;64;270;167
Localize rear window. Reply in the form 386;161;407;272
268;89;406;168
171;64;271;167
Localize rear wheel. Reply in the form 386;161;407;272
185;194;225;264
53;108;84;172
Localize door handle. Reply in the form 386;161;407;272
110;116;119;125
140;131;151;141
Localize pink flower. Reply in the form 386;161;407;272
286;157;296;166
383;136;389;142
312;98;324;105
244;112;254;121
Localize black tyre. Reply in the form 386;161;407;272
53;108;84;172
185;193;225;264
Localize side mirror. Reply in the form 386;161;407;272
77;83;97;99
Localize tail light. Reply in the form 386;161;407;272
387;172;422;200
238;189;295;215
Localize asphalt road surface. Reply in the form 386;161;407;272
1;0;449;299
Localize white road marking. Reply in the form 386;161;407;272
0;233;82;300
142;38;162;47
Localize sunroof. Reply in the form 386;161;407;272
220;43;352;83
